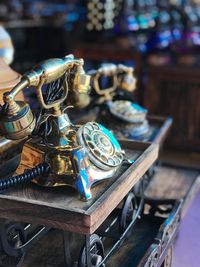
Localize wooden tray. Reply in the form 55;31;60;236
0;141;158;234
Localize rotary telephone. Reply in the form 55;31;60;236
88;63;149;139
89;63;148;122
0;55;124;201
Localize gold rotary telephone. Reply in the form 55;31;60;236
89;63;148;123
0;55;124;201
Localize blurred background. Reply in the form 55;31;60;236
1;0;200;155
0;1;200;267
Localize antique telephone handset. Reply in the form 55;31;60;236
0;55;124;201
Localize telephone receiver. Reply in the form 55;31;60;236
89;63;148;124
0;55;124;201
88;63;136;104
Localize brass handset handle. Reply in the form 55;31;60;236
3;55;85;110
89;63;136;102
35;71;68;110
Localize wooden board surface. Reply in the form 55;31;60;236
0;141;158;234
146;166;199;200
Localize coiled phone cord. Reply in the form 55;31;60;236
0;163;50;191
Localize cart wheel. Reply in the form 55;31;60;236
78;234;105;267
161;245;173;267
132;178;144;197
120;192;138;232
0;221;26;267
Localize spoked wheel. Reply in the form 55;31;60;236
0;221;26;267
78;234;105;267
120;192;138;232
120;180;144;232
161;246;173;267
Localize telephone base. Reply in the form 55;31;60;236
16;138;118;201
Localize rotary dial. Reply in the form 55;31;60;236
78;122;124;171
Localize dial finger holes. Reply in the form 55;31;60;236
85;133;92;141
88;141;95;150
93;148;101;158
78;122;124;170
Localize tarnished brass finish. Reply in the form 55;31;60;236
5;55;88;110
92;64;118;97
16;139;78;188
45;151;74;176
